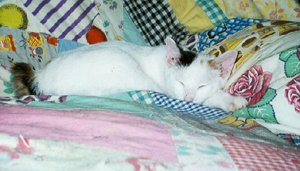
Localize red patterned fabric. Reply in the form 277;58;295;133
217;136;300;171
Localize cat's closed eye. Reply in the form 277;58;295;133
178;80;206;90
197;85;206;89
178;80;185;86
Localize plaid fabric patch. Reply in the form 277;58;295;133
124;0;190;46
218;136;300;171
128;91;153;104
278;134;300;146
150;92;229;120
194;0;227;26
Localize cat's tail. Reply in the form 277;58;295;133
11;63;36;97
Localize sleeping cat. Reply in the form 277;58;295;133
11;37;248;111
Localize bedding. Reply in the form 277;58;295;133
0;95;299;171
168;0;227;32
168;0;300;33
124;0;190;46
0;0;123;43
223;0;300;22
1;0;300;170
202;21;300;138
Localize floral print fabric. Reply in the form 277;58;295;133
202;21;300;136
228;65;272;106
285;75;300;113
223;0;300;22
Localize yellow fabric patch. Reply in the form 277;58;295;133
219;115;258;129
168;0;214;33
0;4;28;29
214;0;226;14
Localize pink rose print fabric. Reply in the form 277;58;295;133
228;65;272;106
285;76;300;113
297;47;300;60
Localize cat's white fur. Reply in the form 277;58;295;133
35;37;247;111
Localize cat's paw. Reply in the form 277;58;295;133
203;94;248;112
228;96;248;112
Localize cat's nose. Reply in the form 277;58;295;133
184;95;194;102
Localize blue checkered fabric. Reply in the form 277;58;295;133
184;17;267;52
150;92;229;120
196;18;267;52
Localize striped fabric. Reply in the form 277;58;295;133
23;0;99;41
194;0;227;26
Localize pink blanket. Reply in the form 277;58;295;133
0;106;177;162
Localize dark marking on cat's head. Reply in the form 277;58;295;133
178;47;197;66
11;62;36;97
219;46;226;54
207;60;218;69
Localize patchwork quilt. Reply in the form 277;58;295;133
1;23;300;169
1;0;300;170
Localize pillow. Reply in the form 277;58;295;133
203;21;300;135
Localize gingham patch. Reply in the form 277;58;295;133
194;0;227;26
218;136;300;171
150;92;229;120
124;0;190;46
128;91;153;104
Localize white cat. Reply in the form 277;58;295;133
11;37;247;111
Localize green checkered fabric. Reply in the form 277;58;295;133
128;90;153;104
194;0;228;26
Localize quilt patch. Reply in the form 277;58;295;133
124;0;190;46
23;0;99;42
128;91;229;120
218;136;300;171
185;17;266;52
194;0;227;26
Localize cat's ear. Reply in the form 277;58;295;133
210;50;237;80
165;37;181;66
